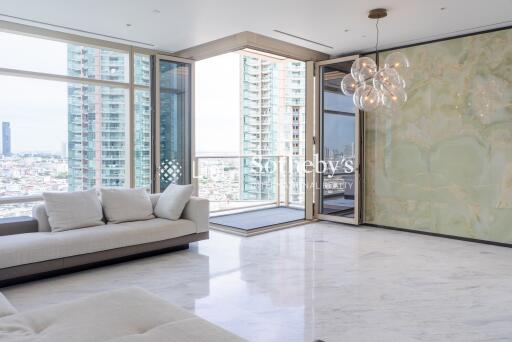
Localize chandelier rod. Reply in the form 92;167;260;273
368;8;386;69
375;18;380;69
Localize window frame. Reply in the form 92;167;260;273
0;20;169;206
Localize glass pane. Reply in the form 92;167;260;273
134;54;151;86
0;74;128;217
134;89;151;188
324;91;355;113
0;76;68;198
0;31;129;83
159;59;191;190
320;62;357;218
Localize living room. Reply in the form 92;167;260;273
0;1;512;341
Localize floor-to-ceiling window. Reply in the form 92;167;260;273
195;49;306;233
0;30;151;217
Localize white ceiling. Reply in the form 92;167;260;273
0;0;511;57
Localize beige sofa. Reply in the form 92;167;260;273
0;194;209;287
0;287;245;341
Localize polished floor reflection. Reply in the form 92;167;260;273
3;222;512;341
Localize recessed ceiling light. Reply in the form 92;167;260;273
152;9;161;13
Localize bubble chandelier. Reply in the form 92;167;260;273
341;8;410;112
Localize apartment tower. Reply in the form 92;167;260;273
1;122;11;156
239;52;306;203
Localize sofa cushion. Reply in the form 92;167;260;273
0;219;196;269
43;189;104;232
0;233;61;269
154;184;194;221
0;288;245;342
100;188;154;223
57;219;195;260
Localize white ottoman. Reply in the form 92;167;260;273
0;288;245;342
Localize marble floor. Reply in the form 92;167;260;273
3;221;512;342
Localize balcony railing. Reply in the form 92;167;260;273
0;155;306;218
194;155;305;213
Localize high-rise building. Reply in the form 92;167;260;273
2;122;11;156
134;90;152;188
239;52;305;203
66;46;151;191
133;55;152;188
60;141;67;159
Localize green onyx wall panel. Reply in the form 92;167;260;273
364;28;512;243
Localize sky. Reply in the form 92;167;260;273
195;53;240;156
0;32;68;153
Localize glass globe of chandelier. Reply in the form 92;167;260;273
341;8;410;112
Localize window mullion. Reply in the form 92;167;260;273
128;47;135;188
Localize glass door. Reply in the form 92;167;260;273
315;56;360;224
152;55;194;193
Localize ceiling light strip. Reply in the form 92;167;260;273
273;29;333;49
0;13;155;47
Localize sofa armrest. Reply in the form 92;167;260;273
0;216;38;236
182;197;209;233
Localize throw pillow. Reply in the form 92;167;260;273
100;187;154;223
154;184;194;220
43;189;104;232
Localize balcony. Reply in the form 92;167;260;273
194;155;305;235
